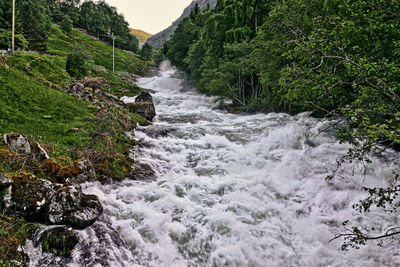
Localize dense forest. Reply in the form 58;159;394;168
165;0;400;248
0;0;139;52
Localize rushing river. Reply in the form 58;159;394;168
27;61;400;266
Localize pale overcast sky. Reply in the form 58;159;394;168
103;0;193;34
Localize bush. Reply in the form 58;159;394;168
66;51;87;78
0;29;28;51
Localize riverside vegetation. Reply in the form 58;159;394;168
164;0;400;251
0;0;156;264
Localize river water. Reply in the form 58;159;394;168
28;61;400;266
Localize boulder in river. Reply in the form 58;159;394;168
3;173;103;229
127;92;156;121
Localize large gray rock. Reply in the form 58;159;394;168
147;0;218;48
3;133;49;160
3;133;31;154
4;173;102;229
127;92;156;121
48;185;103;229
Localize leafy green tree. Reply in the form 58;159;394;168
0;0;26;50
165;0;400;249
60;15;73;35
166;17;198;70
140;43;153;61
18;0;52;52
78;0;138;52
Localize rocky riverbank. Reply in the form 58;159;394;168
0;75;157;265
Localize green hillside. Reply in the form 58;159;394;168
0;24;151;263
1;23;150;170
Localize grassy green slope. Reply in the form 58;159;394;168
0;24;150;166
0;64;94;152
48;25;148;74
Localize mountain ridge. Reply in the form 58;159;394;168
146;0;218;48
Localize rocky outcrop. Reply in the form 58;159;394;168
64;77;124;108
3;133;50;161
131;162;157;181
2;173;103;229
127;92;156;121
147;0;218;47
3;133;31;154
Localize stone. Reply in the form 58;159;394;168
77;159;96;178
131;162;156;181
7;173;102;229
68;194;103;229
82;77;110;90
3;133;50;161
0;172;13;209
4;133;31;154
135;92;153;103
73;83;84;92
9;173;56;219
48;185;103;229
31;142;50;161
0;172;12;188
127;92;156;121
38;226;79;257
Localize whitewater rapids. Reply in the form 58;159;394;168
28;61;400;266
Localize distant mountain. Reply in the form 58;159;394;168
129;28;152;48
146;0;218;48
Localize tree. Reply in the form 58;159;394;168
18;0;52;52
0;0;26;50
140;43;153;61
60;14;73;34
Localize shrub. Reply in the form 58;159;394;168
66;50;87;78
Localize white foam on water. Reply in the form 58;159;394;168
28;60;400;266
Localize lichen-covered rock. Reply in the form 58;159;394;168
0;172;13;209
38;226;79;257
82;77;110;90
5;173;102;229
65;78;125;108
48;185;103;229
3;133;50;161
31;142;50;161
0;172;12;188
9;173;56;219
41;159;83;183
127;92;156;121
3;133;31;154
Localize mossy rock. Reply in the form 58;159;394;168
39;227;79;257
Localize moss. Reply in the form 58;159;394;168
11;173;45;207
39;227;78;258
0;213;39;265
